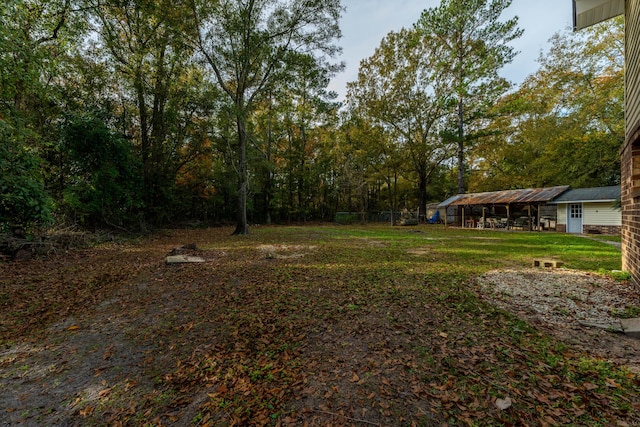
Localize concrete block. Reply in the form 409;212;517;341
166;255;205;264
620;318;640;339
533;259;564;268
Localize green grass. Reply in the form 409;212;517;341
588;234;622;244
5;223;635;426
241;224;633;424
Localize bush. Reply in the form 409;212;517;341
0;120;53;233
60;114;143;228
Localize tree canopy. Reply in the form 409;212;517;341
469;17;624;192
415;0;523;194
0;2;625;233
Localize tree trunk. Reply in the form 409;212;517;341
457;95;465;194
418;171;428;223
233;114;249;235
135;70;152;208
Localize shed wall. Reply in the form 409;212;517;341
557;205;568;225
583;202;622;226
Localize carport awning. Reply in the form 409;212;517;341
573;0;624;30
438;186;570;207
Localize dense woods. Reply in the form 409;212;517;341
0;0;624;234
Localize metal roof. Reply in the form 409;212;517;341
549;185;620;203
437;194;464;208
438;186;571;207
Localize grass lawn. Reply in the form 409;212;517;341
1;224;638;426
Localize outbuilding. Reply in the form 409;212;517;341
550;186;621;234
437;186;570;230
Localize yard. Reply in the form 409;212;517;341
1;225;639;426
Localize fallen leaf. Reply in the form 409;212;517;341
103;345;114;360
350;372;359;382
605;378;621;388
79;406;94;417
439;332;448;338
495;396;512;410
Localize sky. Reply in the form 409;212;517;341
328;0;576;101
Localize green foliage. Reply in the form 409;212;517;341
415;0;523;193
610;304;640;318
193;0;343;233
60;114;143;228
470;18;624;191
346;28;456;216
0;0;626;231
0;120;53;232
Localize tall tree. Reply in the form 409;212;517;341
90;0;204;223
470;17;624;191
190;0;342;234
415;0;522;194
347;28;455;218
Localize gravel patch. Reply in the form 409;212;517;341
479;267;640;372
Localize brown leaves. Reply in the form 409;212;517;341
4;227;640;426
495;396;512;410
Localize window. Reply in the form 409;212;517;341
570;204;582;219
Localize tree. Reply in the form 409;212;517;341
0;122;53;232
0;0;84;231
342;115;403;224
90;0;206;223
470;17;624;191
190;0;342;234
415;0;522;194
346;28;455;219
60;113;143;228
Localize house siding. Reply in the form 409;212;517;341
623;0;640;287
557;205;567;225
584;203;622;226
628;0;640;139
555;202;621;234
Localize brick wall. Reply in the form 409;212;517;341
621;142;640;288
624;1;640;289
584;225;622;235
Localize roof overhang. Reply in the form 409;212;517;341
549;198;617;204
573;0;624;31
438;186;570;207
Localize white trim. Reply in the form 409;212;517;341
550;198;616;204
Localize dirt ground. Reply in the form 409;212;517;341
1;229;639;426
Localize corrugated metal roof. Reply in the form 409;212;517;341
549;186;620;203
437;194;464;208
438;186;570;207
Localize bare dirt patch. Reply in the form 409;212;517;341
479;267;640;372
257;244;317;259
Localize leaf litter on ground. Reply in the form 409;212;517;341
0;225;639;426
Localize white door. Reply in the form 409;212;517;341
567;203;583;233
